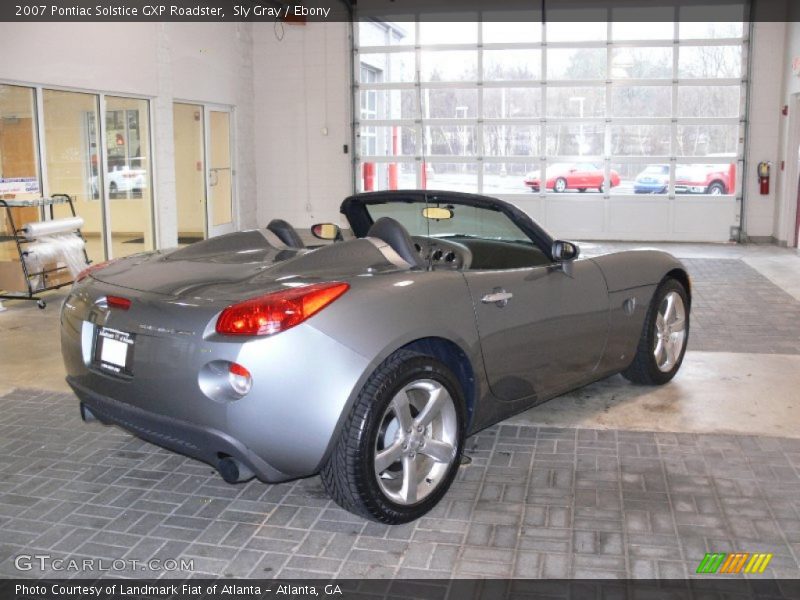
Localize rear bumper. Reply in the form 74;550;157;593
68;377;293;483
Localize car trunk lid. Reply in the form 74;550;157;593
89;233;401;304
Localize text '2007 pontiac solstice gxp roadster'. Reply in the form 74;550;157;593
61;191;690;523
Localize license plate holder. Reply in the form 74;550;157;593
93;327;135;376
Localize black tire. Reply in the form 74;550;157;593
321;350;466;524
109;182;118;197
598;183;605;193
622;278;690;385
707;181;725;195
554;177;567;193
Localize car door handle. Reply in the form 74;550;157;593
481;290;513;306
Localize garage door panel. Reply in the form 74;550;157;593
607;199;670;235
674;197;737;236
545;199;605;234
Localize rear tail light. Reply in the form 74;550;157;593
106;295;131;310
76;259;119;283
216;282;350;337
228;362;252;396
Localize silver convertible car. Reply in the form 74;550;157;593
61;191;690;523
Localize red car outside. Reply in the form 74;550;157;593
524;162;621;193
675;163;736;195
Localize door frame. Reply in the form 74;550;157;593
204;104;236;238
781;92;800;249
794;94;800;249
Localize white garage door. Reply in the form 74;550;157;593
354;16;747;242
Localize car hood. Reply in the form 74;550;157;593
89;230;400;302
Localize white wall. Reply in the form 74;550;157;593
253;21;352;230
744;21;788;242
0;23;158;96
776;22;800;247
0;22;258;249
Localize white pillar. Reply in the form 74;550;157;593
153;23;178;249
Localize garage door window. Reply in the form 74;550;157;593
355;17;747;199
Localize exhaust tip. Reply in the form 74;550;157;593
217;456;254;484
80;403;97;423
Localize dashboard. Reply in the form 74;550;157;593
411;236;472;270
410;235;551;270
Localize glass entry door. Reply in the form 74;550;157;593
173;103;235;241
206;108;234;237
173;103;206;246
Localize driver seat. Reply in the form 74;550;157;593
267;219;305;249
367;217;424;268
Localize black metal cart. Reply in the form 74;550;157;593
0;194;90;309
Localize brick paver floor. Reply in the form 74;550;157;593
1;389;798;579
682;258;800;354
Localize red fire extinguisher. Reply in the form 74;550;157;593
758;161;770;195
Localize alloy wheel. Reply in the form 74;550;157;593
654;291;687;372
373;379;458;505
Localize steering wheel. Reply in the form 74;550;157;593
411;236;472;270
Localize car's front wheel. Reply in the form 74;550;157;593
554;177;567;193
321;350;465;523
707;182;725;195
622;278;690;385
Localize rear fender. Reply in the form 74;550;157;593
307;271;487;471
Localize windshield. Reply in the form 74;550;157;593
366;201;533;243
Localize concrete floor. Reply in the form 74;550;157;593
2;242;799;438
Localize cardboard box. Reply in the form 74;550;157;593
42;261;74;289
0;259;29;293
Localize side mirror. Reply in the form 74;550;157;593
552;240;580;262
311;223;342;241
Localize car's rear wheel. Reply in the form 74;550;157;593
622;278;690;385
554;178;567;193
598;183;605;193
321;350;465;523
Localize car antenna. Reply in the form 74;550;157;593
416;67;433;271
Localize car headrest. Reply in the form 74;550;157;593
267;219;304;249
367;217;423;268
